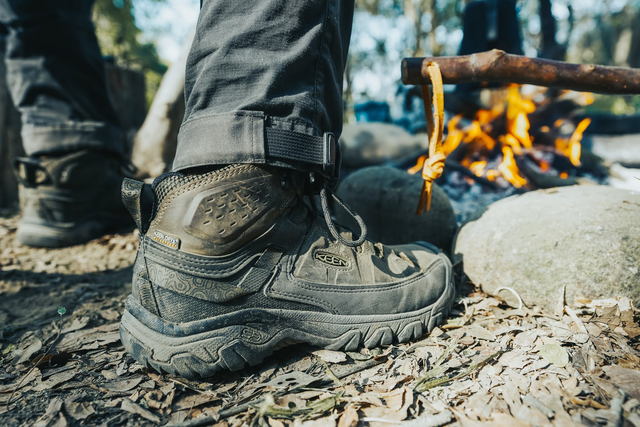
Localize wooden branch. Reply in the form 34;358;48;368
402;49;640;94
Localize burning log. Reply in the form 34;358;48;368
402;50;640;94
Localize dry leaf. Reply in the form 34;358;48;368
61;317;90;334
390;410;453;427
16;338;42;365
300;415;337;427
100;309;121;321
538;344;569;368
268;418;286;427
490;412;532;427
32;370;76;392
33;397;63;427
313;350;347;364
95;323;120;332
97;332;121;346
121;397;161;423
102;376;143;392
602;365;640;400
105;398;121;408
337;405;359;427
64;400;96;420
465;324;496;341
173;393;220;411
101;369;119;380
262;371;319;389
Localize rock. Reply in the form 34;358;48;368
454;185;640;313
588;133;640;167
339;123;424;169
336;166;457;251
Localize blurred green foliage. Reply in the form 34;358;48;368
92;0;168;107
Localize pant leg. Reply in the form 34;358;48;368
0;0;124;156
174;0;354;174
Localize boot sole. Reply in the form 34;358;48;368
120;254;455;379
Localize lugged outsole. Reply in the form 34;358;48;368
120;255;456;379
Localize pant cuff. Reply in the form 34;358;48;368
173;110;318;171
21;121;125;156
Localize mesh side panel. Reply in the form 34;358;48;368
152;172;199;205
154;285;326;323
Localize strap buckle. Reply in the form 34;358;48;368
322;132;337;177
321;132;341;189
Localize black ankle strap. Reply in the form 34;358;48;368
265;129;340;185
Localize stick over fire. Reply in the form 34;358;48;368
402;49;640;94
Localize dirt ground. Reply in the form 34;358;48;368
1;212;640;427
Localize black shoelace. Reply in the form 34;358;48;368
317;180;367;248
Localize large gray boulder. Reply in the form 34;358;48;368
454;185;640;312
339;123;424;168
336;166;457;251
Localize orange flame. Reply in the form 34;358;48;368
555;118;590;167
498;146;528;188
407;85;590;188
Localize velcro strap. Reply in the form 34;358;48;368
265;128;337;178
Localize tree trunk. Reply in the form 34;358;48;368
130;26;195;178
539;0;564;60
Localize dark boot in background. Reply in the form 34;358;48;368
13;150;135;247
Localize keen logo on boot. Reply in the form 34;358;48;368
315;251;350;268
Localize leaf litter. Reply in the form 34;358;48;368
1;216;640;426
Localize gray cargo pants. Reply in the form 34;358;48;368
0;0;354;178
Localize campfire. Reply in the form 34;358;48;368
407;84;594;191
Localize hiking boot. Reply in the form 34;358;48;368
119;164;455;379
14;150;135;247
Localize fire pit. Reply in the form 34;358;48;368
336;49;640;313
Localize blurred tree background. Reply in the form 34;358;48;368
348;0;640;114
91;0;640;114
92;0;168;107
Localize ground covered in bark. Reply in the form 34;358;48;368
1;213;640;427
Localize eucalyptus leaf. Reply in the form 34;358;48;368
539;344;569;368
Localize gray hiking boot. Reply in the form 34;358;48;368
13;150;135;247
119;164;455;379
